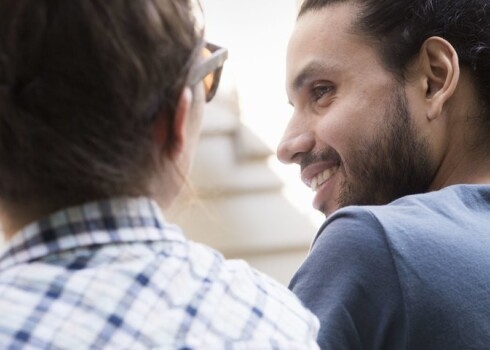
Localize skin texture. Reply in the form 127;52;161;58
277;2;487;216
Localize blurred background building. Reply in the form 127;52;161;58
168;0;325;285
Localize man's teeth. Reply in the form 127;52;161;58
311;168;337;191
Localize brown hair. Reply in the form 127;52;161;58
0;0;203;208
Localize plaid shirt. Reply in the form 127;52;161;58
0;197;319;349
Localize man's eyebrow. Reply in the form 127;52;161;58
291;61;339;92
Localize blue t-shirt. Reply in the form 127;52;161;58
290;185;490;349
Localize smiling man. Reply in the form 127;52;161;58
278;0;490;348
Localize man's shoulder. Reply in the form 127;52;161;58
317;184;490;246
306;185;475;270
291;206;408;349
313;205;387;253
292;185;490;349
369;184;490;221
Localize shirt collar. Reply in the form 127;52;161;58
0;197;184;271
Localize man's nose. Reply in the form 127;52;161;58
277;125;315;164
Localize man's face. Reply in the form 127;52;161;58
277;3;435;216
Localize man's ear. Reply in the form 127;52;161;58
418;36;460;120
153;87;193;160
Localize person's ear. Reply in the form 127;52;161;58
153;87;193;160
418;36;460;120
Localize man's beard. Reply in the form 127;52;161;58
336;85;434;209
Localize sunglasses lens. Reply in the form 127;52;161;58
203;71;215;99
201;47;215;101
186;44;226;102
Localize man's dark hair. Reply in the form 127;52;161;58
0;0;202;208
299;0;490;122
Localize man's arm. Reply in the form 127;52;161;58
290;208;408;350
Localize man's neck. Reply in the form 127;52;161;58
429;145;490;190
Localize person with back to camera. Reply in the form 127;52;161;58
0;0;320;348
277;0;490;348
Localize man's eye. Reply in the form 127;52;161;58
311;85;334;102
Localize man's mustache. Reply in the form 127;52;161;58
300;148;341;172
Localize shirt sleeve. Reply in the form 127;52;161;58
289;208;408;350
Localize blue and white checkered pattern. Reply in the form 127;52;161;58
0;197;319;349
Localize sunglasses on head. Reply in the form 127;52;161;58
187;42;228;102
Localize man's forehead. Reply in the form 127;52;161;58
294;2;358;35
288;5;354;58
286;3;372;86
286;10;349;75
